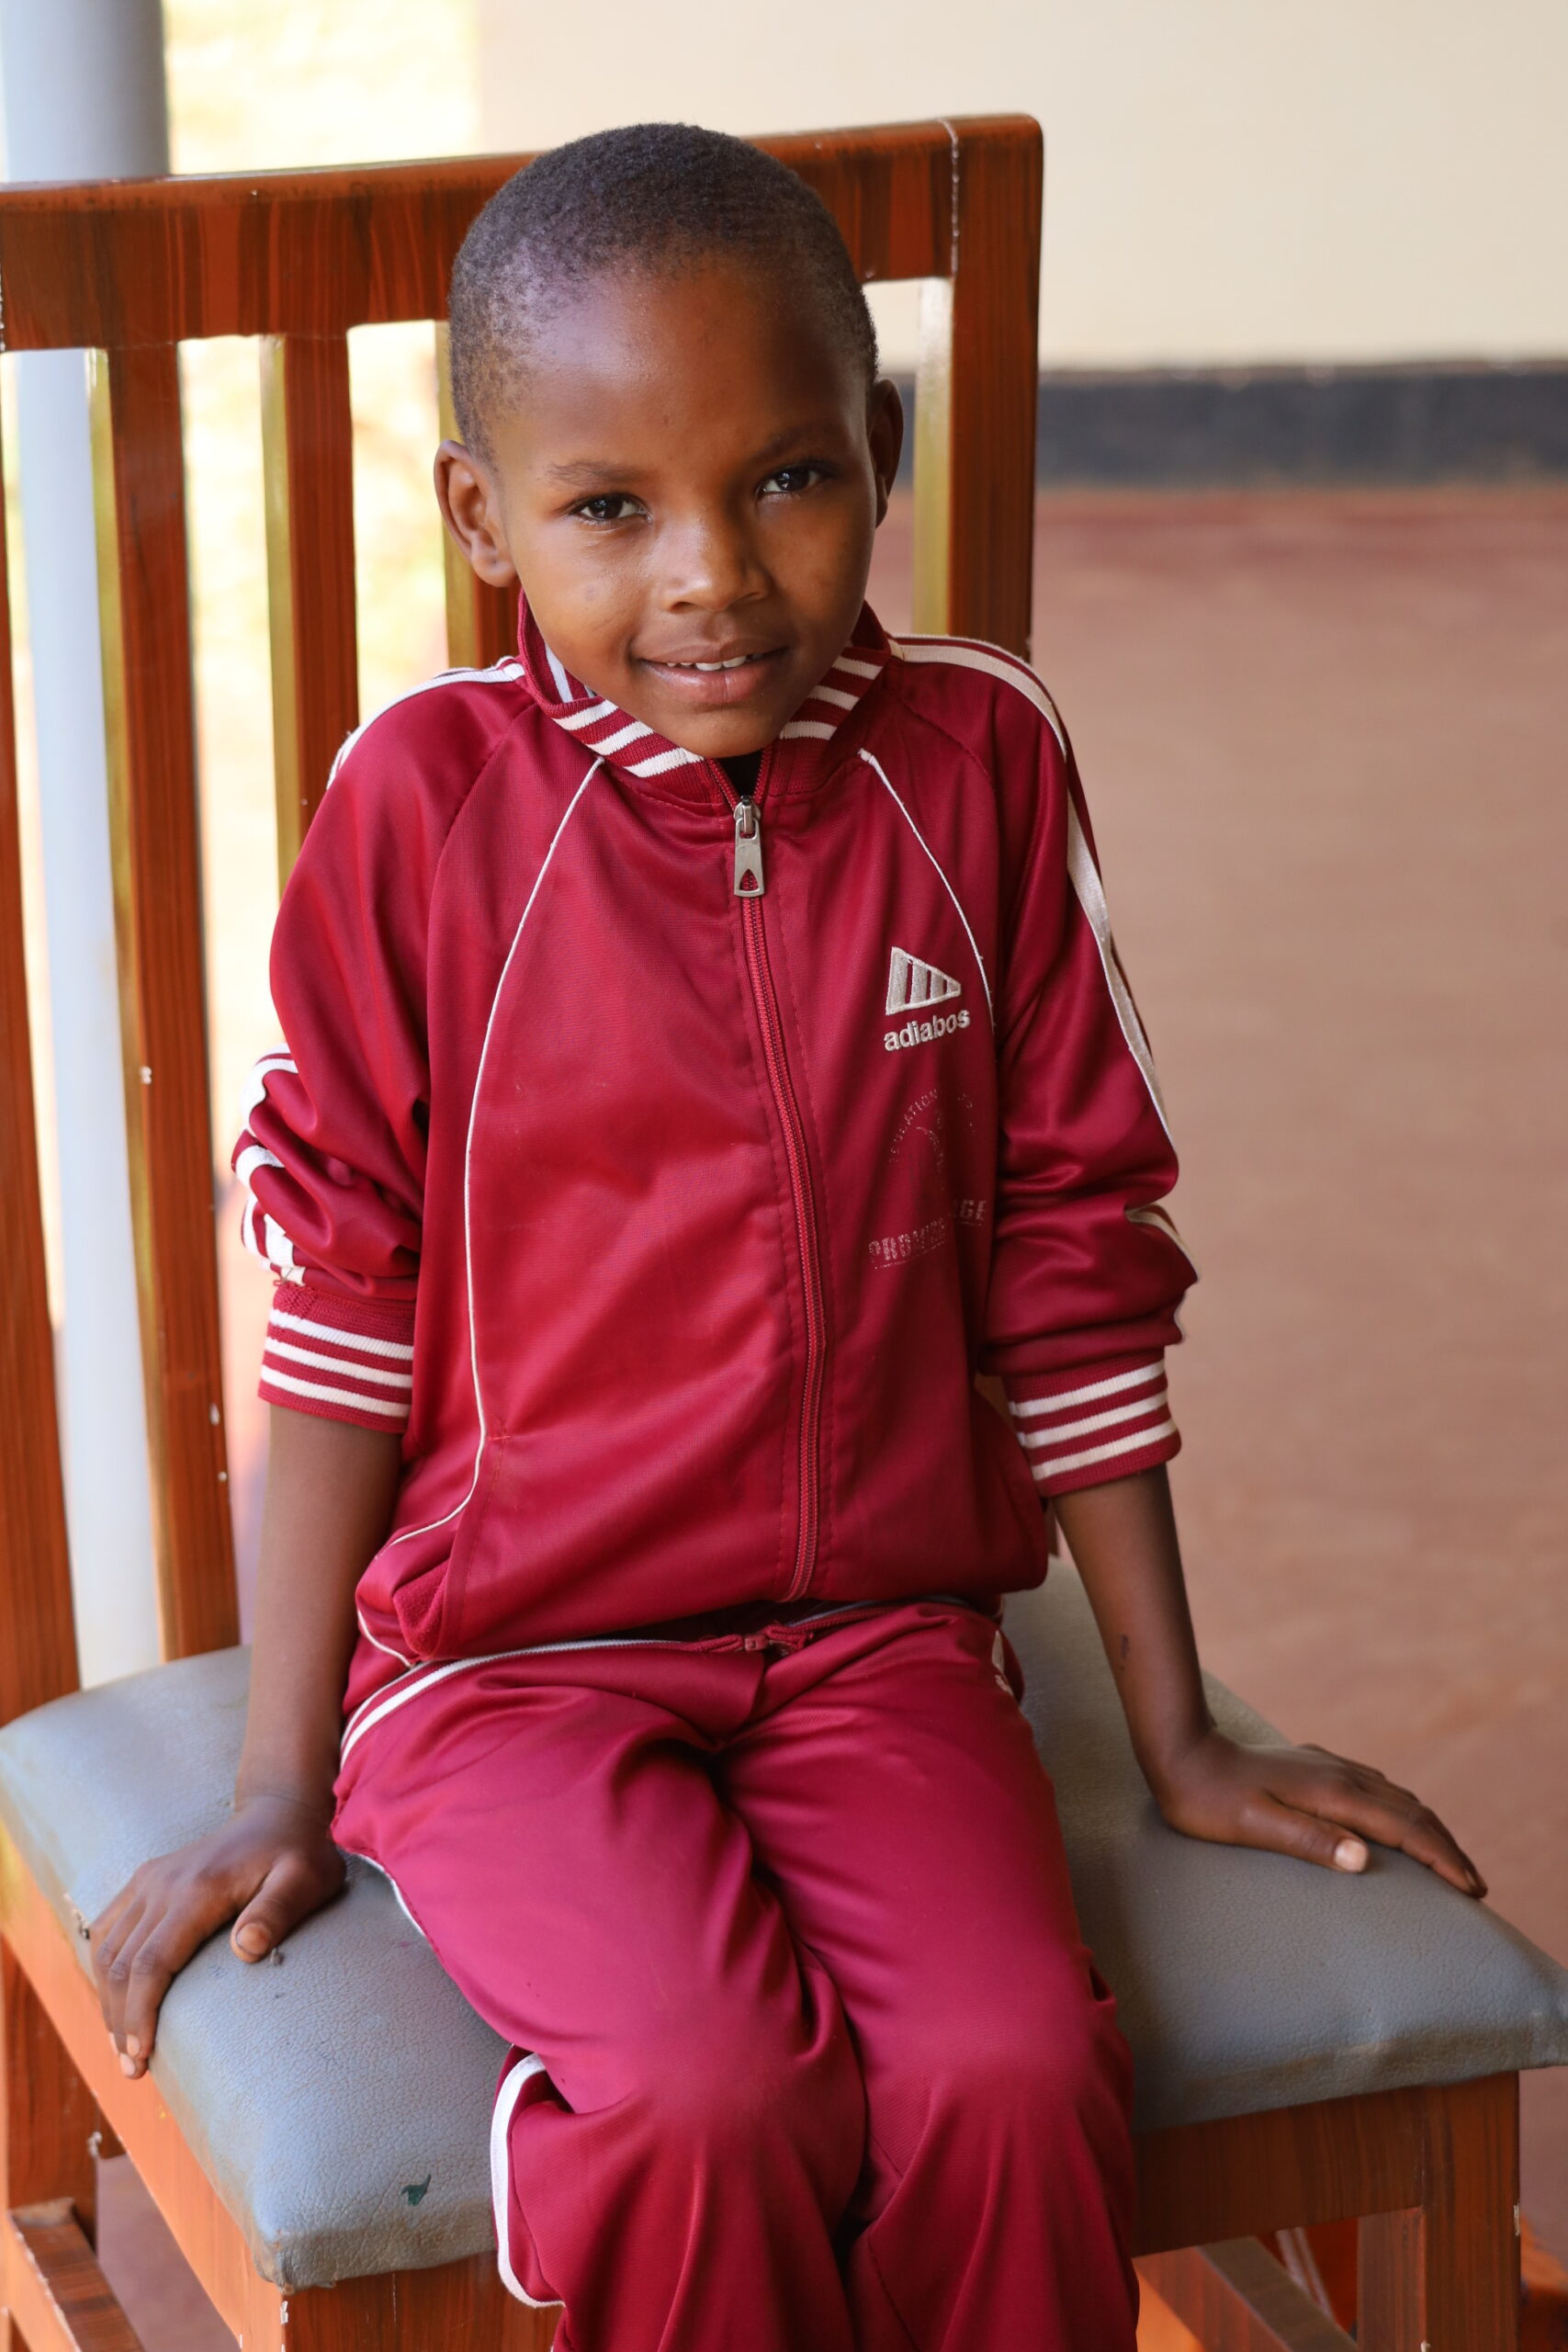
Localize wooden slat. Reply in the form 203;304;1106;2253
1138;2239;1355;2351
0;122;966;352
434;324;518;673
5;2202;143;2352
0;400;77;1729
88;344;236;1661
914;116;1042;657
2;1945;97;2242
1134;2090;1427;2256
910;276;953;642
262;334;358;882
1;1843;256;2335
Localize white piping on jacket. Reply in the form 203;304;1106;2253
1127;1201;1199;1275
890;633;1066;754
886;635;1172;1143
1064;806;1172;1143
356;1607;412;1668
858;750;994;1024
324;659;525;788
382;760;602;1557
340;1849;428;1940
491;2055;564;2308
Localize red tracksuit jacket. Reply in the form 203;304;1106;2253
235;603;1194;1667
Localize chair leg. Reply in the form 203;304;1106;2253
239;2250;558;2350
1358;2074;1519;2352
1;1939;105;2347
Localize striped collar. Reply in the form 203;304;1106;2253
515;598;891;791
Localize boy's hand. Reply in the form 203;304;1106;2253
1149;1728;1486;1898
90;1794;344;2077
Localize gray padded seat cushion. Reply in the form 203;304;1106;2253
1;1566;1564;2290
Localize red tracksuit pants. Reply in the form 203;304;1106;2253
333;1599;1137;2352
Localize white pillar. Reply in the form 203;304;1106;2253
0;0;170;1683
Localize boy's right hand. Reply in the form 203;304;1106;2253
91;1793;344;2078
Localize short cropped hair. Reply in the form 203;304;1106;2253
448;122;879;462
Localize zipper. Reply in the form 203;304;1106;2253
723;772;827;1600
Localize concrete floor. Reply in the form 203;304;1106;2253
99;487;1568;2337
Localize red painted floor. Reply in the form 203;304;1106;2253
100;488;1568;2336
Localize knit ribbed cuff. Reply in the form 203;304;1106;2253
1003;1354;1179;1498
258;1284;415;1433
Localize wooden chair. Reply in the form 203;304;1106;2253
0;118;1562;2352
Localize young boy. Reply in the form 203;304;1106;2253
90;124;1480;2351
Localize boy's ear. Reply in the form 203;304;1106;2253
434;440;520;586
867;379;905;523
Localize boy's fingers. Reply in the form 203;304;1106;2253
1240;1796;1368;1875
91;1895;146;2041
117;1878;243;2072
1312;1783;1483;1896
231;1850;341;1963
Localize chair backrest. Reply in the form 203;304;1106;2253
0;117;1043;1720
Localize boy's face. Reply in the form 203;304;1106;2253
436;260;902;761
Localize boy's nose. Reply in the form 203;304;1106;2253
658;516;768;613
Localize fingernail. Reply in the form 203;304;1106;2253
124;2034;141;2057
1335;1838;1369;1871
235;1925;267;1957
118;2052;138;2077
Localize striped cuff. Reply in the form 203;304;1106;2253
1003;1354;1179;1498
258;1284;415;1433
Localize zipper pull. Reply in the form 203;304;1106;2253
733;797;765;897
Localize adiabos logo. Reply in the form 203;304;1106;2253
883;947;970;1051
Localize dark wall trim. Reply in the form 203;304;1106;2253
892;364;1568;486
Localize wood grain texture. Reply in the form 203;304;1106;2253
5;2202;143;2352
3;1945;97;2235
262;334;357;880
0;123;966;352
2;1836;261;2335
0;407;77;1730
1137;2238;1355;2351
434;323;517;673
943;116;1043;656
1358;2075;1519;2352
89;345;236;1663
1135;2089;1427;2256
238;2255;555;2351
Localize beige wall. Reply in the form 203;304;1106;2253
477;0;1568;369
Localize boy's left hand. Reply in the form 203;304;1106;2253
1149;1727;1486;1898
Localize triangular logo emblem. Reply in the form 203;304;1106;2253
886;947;963;1016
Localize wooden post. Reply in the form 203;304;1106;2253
88;345;237;1663
1;1944;110;2352
0;402;77;1731
261;334;358;885
1358;2075;1519;2352
911;117;1041;659
434;324;518;674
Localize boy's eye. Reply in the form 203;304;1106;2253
572;493;643;523
759;463;827;498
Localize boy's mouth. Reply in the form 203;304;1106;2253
638;646;784;708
